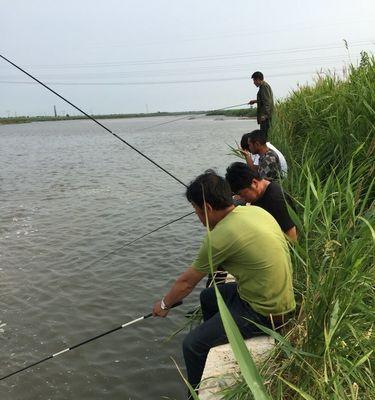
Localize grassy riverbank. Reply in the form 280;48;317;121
223;53;374;399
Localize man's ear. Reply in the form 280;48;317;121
251;179;260;189
204;202;213;214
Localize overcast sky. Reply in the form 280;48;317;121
0;0;374;117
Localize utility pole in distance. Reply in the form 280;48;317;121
54;105;57;117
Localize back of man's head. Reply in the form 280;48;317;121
251;71;264;81
240;132;251;150
225;162;261;194
249;129;267;145
186;170;233;210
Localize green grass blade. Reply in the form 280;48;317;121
248;319;321;359
278;376;316;400
171;357;201;399
214;286;271;400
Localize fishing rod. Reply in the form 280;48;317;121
0;53;248;188
0;53;186;188
135;102;248;133
0;301;183;382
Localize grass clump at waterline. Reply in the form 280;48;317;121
217;53;374;399
206;107;257;118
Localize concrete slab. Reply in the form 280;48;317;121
198;336;275;399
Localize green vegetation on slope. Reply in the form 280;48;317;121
222;52;374;399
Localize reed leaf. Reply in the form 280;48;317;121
171;357;201;399
214;287;270;400
278;376;316;400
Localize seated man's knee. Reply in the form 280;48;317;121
200;287;214;305
183;330;198;355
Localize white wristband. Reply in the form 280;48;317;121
160;297;170;310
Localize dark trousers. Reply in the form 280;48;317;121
260;118;271;140
182;283;272;390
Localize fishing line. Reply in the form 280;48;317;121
80;210;195;271
0;302;182;381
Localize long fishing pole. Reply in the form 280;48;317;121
0;53;248;188
0;53;187;187
135;102;248;132
0;302;182;382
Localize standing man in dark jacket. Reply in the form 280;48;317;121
248;71;274;139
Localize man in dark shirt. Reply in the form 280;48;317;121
248;71;274;139
240;129;282;181
225;162;297;241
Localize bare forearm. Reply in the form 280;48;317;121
153;267;206;317
163;279;195;307
163;267;206;307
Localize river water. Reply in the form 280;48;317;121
0;116;256;399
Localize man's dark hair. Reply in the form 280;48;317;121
251;71;264;80
240;132;251;150
225;162;261;194
248;129;267;145
186;170;233;210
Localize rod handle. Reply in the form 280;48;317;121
170;301;183;309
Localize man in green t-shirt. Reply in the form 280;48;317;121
152;170;295;392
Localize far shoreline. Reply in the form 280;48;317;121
0;109;257;126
